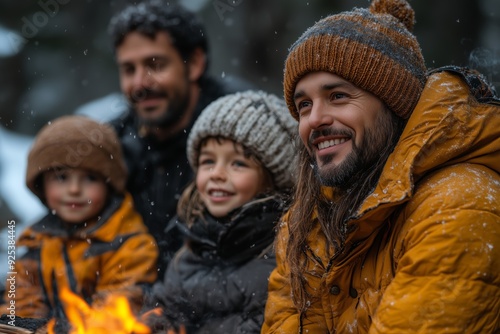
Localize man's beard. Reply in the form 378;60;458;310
311;111;396;190
131;85;190;129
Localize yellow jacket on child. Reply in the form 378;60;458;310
3;193;158;318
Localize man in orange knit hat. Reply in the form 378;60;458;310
262;0;500;332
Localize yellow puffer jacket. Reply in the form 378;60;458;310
263;68;500;333
2;193;158;318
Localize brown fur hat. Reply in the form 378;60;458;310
26;115;127;200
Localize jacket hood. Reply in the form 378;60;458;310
349;68;500;240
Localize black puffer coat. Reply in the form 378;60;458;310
153;196;285;334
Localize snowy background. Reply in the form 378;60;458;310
0;0;499;288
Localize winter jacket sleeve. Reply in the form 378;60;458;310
263;216;362;333
198;314;261;334
93;231;158;312
261;220;301;334
157;247;276;334
197;254;276;334
370;164;500;333
1;247;50;318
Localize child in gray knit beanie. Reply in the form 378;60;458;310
151;90;297;334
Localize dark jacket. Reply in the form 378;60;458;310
152;196;286;334
1;193;158;319
109;76;248;278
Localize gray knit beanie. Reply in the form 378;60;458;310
187;90;297;190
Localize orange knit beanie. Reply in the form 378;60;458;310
284;0;427;120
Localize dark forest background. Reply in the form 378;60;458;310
0;0;498;286
0;0;499;135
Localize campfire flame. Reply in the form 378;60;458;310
47;287;153;334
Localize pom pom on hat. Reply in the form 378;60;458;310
187;90;297;190
370;0;415;31
284;0;427;120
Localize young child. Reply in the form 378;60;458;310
1;115;158;319
150;90;297;333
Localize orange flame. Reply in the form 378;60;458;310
47;287;151;334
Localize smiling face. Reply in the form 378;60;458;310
116;31;203;130
294;71;394;188
196;138;271;218
43;168;108;225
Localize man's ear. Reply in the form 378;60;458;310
188;47;207;82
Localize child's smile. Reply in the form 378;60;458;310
196;138;269;218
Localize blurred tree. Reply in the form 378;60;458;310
0;1;119;134
0;0;497;136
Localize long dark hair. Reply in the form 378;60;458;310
285;106;407;313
